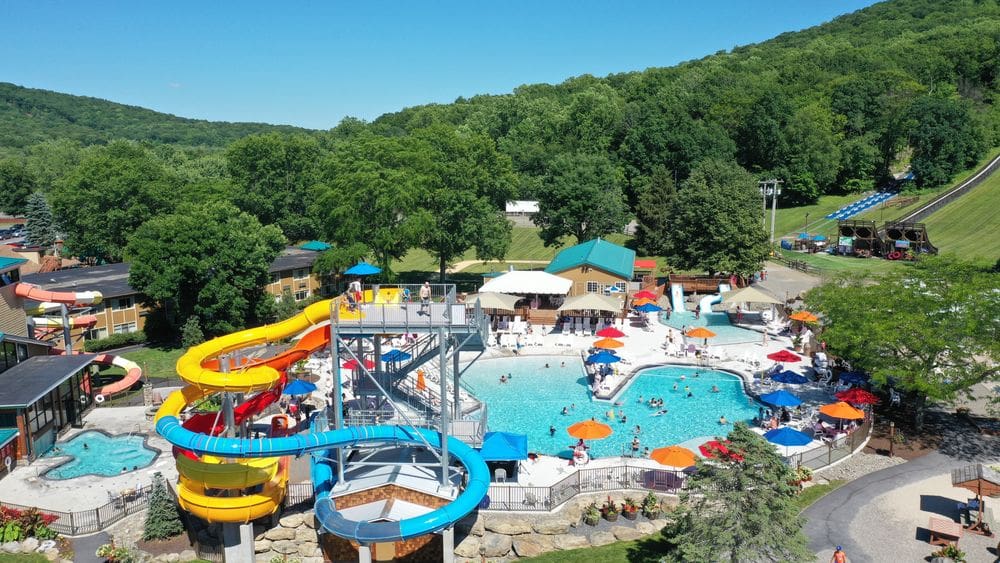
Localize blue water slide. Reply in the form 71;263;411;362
697;284;731;314
157;414;489;542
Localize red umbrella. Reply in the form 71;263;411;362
835;388;880;405
699;440;745;462
595;326;626;338
634;290;657;300
342;358;375;370
766;350;802;363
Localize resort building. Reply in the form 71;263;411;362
545;238;637;296
0;257;28;335
0;354;96;462
266;246;333;302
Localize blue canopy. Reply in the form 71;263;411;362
283;379;317;395
381;349;412;362
797;232;810;239
479;431;528;461
759;390;802;407
586;350;621;364
771;371;810;384
838;372;869;385
764;427;812;447
812;235;827;241
300;240;331;252
345;261;381;276
635;302;662;313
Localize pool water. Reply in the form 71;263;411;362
43;430;157;479
461;356;761;459
659;310;760;344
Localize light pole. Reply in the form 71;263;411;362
758;179;783;248
804;213;810;237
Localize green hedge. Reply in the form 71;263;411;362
83;331;147;353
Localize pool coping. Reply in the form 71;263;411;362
41;428;163;481
596;361;759;404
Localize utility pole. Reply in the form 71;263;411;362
758;179;783;248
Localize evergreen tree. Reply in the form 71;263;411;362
663;423;811;562
273;289;299;322
24;191;58;248
633;165;675;256
143;472;184;541
180;316;204;348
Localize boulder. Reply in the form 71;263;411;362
20;538;39;553
295;527;318;543
650;518;670;529
484;517;533;535
456;513;484;536
263;526;296;541
551;534;590;550
532;518;570;535
162;554;181;562
279;513;304;528
37;540;57;552
635;521;658;535
271;540;299;555
42;548;60;562
178;549;197;561
611;525;643;541
255;553;277;563
479;533;513;558
254;539;272;553
302;558;325;563
301;512;317;529
453;535;481;559
589;531;617;547
297;542;319;557
513;535;553;558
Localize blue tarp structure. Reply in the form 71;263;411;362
283;379;318;395
300;240;332;252
479;431;528;461
771;371;810;385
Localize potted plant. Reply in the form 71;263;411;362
791;335;803;352
582;502;600;526
621;497;639;521
600;496;620;522
641;492;661;519
792;466;813;484
930;544;966;562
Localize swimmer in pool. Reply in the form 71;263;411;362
711;385;720;393
549;425;556;437
719;415;728;425
655;409;668;416
672;383;678;391
561;407;569;415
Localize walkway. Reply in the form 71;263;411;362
758;261;824;302
804;411;1000;562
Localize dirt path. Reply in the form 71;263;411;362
446;259;550;273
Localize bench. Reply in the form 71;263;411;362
928;516;963;546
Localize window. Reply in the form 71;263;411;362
614;282;627;292
112;297;133;311
90;303;104;314
294;290;309;301
84;327;108;341
269;272;280;285
586;281;600;293
293;268;309;280
113;322;137;334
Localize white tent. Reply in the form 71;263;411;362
479;271;572;295
557;293;623;313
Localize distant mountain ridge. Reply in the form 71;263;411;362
0;82;311;149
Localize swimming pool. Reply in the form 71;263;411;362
42;430;158;479
461;356;760;459
659;310;760;344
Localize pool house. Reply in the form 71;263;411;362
0;354;96;461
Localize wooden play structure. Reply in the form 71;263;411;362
951;463;999;537
883;220;938;256
834;219;938;259
836;220;883;258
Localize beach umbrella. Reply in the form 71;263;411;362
685;327;717;339
766;350;802;363
635;302;662;313
345;261;381;276
342;358;375;370
759;390;802;407
282;379;317;396
819;401;865;420
835;388;880;405
699;440;744;462
567;420;613;440
651;445;696;468
720;286;782;306
634;290;657;300
632;297;656;306
465;292;520;312
764;427;813;455
380;349;412;362
596;326;626;338
593;338;624;350
838;372;869;386
789;311;819;323
771;371;810;384
586;350;620;364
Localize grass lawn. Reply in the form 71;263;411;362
796;480;846;511
0;555;49;563
921;165;1000;264
520;530;673;563
119;345;185;383
775;248;906;276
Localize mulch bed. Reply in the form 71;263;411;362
863;408;944;461
136;534;196;557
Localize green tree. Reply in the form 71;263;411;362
180;316;205;348
51;141;179;262
908;95;986;187
533;152;627;247
663;159;768;276
142;472;184;541
633;165;676;256
782;103;841;204
126;201;285;335
273;289;299;322
805;256;999;429
312;242;370;293
663;423;811;562
0;159;36;215
225;133;322;241
23;191;58;248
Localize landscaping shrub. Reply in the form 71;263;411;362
0;506;59;541
142;472;184;541
83;331;147;353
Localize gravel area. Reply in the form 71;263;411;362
814;451;907;482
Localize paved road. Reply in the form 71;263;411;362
70;531;110;563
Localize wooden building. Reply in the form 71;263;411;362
545;238;636;297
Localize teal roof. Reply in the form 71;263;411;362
300;241;331;252
0;257;27;272
545;238;636;280
0;428;17;447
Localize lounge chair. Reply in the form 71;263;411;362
494;467;507;483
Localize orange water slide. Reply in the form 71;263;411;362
14;282;102;305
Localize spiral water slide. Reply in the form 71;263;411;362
156;290;488;538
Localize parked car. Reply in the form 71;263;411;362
9;229;23;238
0;229;12;240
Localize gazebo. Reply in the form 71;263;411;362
951;463;1000;535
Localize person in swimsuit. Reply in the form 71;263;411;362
830;546;847;563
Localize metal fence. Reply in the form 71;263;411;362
0;483;152;537
785;416;873;470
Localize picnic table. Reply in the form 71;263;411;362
928;516;963;546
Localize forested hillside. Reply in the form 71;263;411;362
0;82;307;150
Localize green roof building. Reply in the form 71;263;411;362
545;238;636;296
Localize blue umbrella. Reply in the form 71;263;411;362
381;349;412;362
635;302;662;313
764;427;813;454
479;431;528;461
759;390;802;407
586;350;620;364
838;372;869;385
345;261;381;276
771;371;810;384
283;379;317;395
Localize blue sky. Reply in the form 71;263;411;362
1;1;879;129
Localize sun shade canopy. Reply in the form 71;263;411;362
480;271;572;295
557;292;623;312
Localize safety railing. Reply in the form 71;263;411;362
0;483;151;537
784;416;873;470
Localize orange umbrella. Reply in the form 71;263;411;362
650;445;696;467
632;297;656;306
567;420;613;440
593;338;624;349
416;369;426;391
789;311;818;323
685;327;717;339
819;401;865;420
